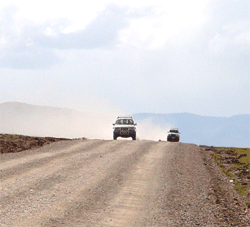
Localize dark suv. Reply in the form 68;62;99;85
113;116;137;140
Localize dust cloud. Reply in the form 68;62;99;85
0;102;171;141
0;102;116;139
135;117;171;141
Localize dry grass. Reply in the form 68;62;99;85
211;147;250;208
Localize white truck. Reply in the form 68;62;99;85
167;128;180;142
113;116;137;140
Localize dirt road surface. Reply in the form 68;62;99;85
0;140;249;226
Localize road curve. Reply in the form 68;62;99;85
0;139;245;226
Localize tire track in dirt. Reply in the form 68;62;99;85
0;140;102;181
1;140;243;226
0;140;152;226
98;141;171;227
0;140;125;202
35;141;154;227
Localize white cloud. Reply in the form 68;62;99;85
0;0;249;117
208;19;250;54
118;1;209;49
1;1;105;29
0;1;210;51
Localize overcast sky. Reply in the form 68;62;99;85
0;0;249;117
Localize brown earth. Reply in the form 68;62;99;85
0;134;70;154
0;135;249;226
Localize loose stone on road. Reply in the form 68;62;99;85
0;139;248;226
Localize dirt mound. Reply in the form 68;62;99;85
0;134;69;154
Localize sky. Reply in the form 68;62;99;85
0;0;249;117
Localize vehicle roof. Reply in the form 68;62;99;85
117;116;133;119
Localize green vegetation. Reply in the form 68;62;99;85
219;147;250;167
212;153;221;163
211;147;250;207
221;168;236;178
234;180;248;196
216;147;250;170
235;148;250;168
0;134;20;138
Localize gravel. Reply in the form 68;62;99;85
0;139;249;226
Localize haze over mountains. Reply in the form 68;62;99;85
0;102;114;139
0;102;249;147
0;102;167;141
133;113;250;147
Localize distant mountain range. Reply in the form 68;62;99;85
0;102;249;147
133;113;250;147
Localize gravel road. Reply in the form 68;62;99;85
0;139;249;226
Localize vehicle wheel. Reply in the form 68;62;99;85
113;135;117;140
132;135;136;140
